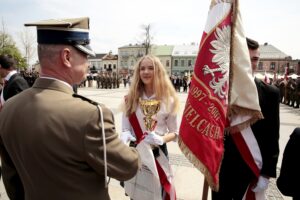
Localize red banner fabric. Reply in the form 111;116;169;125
179;4;232;191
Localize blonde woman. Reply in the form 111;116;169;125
121;55;179;200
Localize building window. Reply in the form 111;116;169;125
258;62;263;70
113;64;116;69
174;60;178;66
188;60;192;67
166;60;170;67
181;60;185;67
270;62;276;70
104;64;107;69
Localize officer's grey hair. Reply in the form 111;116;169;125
38;44;62;67
38;44;76;68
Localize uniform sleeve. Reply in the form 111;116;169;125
0;137;25;200
83;105;140;181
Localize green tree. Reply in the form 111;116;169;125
0;19;27;69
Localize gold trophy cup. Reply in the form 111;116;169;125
139;98;160;132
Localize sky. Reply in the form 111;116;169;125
1;0;300;63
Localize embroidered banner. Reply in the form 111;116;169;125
179;0;262;191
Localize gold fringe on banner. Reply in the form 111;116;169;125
228;107;264;133
178;136;221;192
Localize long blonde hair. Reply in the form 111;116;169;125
124;55;179;116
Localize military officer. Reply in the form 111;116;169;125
0;17;140;200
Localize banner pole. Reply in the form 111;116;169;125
202;178;209;200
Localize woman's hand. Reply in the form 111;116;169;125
144;131;164;146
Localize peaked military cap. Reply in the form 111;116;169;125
25;17;95;56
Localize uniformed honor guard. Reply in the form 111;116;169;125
0;17;140;200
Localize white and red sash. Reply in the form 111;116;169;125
129;113;176;200
232;131;259;200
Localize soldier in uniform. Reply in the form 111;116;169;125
0;17;140;200
112;73;116;89
286;77;296;106
290;78;297;107
294;76;300;108
99;73;103;89
95;73;99;89
107;73;112;89
278;79;286;103
87;72;93;87
123;75;127;88
102;73;107;89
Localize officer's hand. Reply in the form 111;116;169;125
144;131;164;146
120;131;136;144
252;176;270;193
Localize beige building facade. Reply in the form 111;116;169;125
118;44;146;75
90;42;297;78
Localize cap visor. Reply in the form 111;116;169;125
74;44;95;57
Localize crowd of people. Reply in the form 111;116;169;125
79;72;123;89
0;16;299;200
170;75;190;93
273;76;300;109
20;70;39;87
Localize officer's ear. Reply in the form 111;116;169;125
61;47;72;68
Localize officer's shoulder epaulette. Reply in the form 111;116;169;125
73;93;99;106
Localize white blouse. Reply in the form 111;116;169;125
122;93;178;137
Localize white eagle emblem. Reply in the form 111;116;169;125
203;26;230;99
